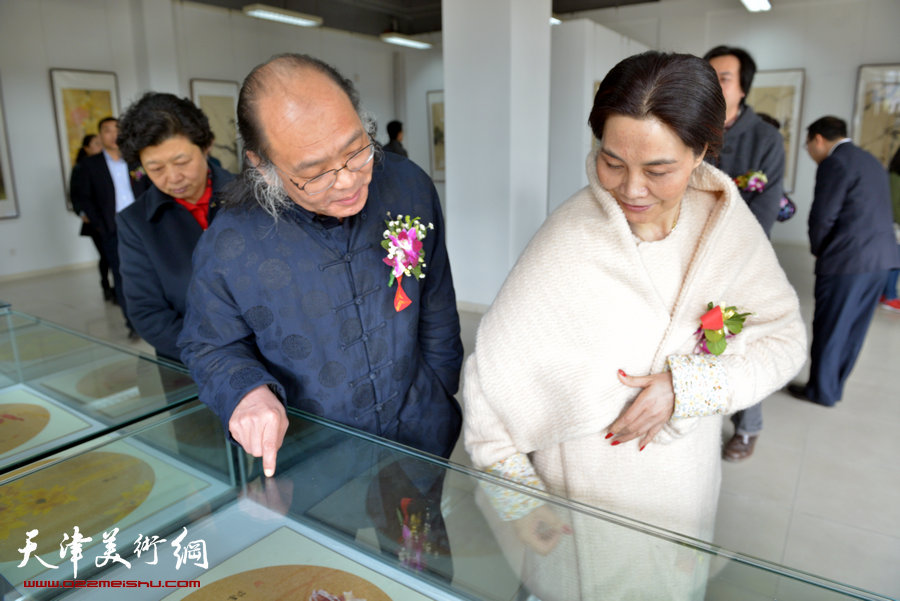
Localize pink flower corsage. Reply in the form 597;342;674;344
734;170;767;193
694;302;750;355
382;213;433;312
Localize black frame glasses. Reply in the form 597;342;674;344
275;142;376;196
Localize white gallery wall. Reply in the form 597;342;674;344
577;0;900;246
548;19;650;211
2;0;899;297
0;0;144;280
396;49;446;210
0;0;436;281
443;0;553;308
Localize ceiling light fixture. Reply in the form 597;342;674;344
550;16;562;25
242;3;323;27
740;0;772;11
379;32;432;50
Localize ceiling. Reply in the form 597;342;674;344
188;0;656;37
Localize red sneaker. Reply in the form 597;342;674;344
880;296;900;312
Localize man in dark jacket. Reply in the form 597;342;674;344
705;45;786;460
383;120;408;157
70;117;145;338
178;54;463;477
788;116;899;407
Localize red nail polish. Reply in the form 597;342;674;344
605;432;614;439
611;440;621;446
618;369;626;377
640;445;646;452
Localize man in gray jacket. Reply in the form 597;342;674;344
705;45;786;461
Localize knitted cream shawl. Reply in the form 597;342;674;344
464;153;805;466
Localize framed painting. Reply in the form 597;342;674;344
851;64;900;168
49;69;119;208
190;79;240;173
745;69;805;193
426;90;445;182
0;73;17;219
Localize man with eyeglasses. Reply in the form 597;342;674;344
178;54;463;479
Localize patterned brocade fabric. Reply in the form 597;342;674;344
667;354;730;418
482;453;547;521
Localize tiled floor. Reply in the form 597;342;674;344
1;243;898;598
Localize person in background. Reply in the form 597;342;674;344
383;120;408;157
70;117;144;339
75;133;103;163
69;133;111;301
462;51;805;599
116;92;233;362
756;113;797;224
787;116;900;406
704;44;786;461
879;146;900;311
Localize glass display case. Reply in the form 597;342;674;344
0;403;892;601
0;306;197;475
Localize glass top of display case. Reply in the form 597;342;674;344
0;403;892;601
0;306;197;475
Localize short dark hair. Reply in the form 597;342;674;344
387;120;403;140
588;51;725;159
703;45;757;100
97;116;118;131
116;93;213;165
237;53;363;166
807;116;847;142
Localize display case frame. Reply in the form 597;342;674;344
0;307;198;475
1;402;893;601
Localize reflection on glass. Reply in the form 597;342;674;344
0;309;197;474
0;405;891;601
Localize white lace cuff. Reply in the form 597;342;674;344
480;453;547;521
667;354;730;418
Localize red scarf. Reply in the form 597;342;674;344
174;174;212;230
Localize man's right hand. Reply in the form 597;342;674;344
228;385;289;478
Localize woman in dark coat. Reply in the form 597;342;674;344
116;93;234;361
70;133;113;300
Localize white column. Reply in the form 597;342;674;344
442;0;552;307
130;0;180;94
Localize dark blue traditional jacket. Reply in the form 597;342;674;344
178;154;463;458
117;161;233;361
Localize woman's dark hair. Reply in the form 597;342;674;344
75;134;97;164
117;92;213;165
589;51;725;158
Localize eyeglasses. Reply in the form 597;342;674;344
274;142;376;196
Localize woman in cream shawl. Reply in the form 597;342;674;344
463;51;806;599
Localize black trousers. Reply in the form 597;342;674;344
100;232;130;328
86;229;111;293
